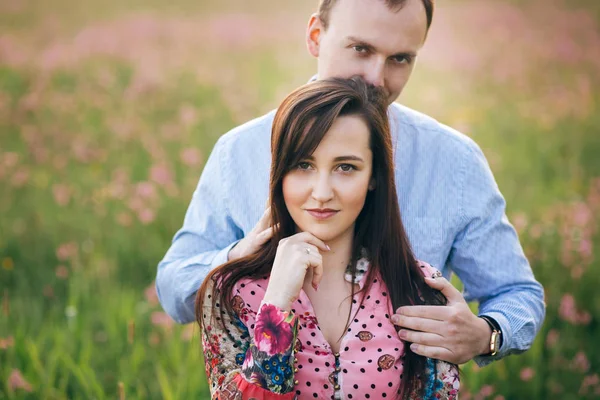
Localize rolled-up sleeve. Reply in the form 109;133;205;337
156;136;241;324
449;141;546;367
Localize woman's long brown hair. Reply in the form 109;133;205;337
197;77;448;398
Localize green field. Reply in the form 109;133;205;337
1;0;599;398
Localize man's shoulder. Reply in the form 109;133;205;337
217;109;276;149
390;103;481;157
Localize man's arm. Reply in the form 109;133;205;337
156;137;240;324
391;138;545;366
450;140;546;366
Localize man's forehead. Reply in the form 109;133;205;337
327;0;428;50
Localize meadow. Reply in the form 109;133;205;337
1;0;599;398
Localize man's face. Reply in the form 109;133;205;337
308;0;428;105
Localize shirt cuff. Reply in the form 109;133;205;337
473;311;512;367
242;302;299;393
210;240;241;269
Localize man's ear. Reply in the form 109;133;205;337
306;13;322;58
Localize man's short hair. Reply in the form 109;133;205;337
318;0;435;30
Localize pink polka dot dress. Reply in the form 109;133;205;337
200;258;460;399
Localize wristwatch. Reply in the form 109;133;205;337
479;315;502;356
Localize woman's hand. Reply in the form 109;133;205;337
263;232;330;311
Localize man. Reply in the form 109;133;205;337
157;0;545;367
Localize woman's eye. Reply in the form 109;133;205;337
296;162;311;170
353;45;368;54
337;164;355;172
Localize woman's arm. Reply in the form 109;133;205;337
201;288;299;400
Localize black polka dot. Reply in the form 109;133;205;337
382;292;387;296
306;341;312;345
360;368;366;373
353;384;359;389
250;291;255;295
348;395;353;399
375;300;381;304
370;315;375;319
354;318;359;323
382;393;387;398
371;384;376;389
378;348;382;352
325;362;330;367
388;382;393;387
311;332;316;337
361;347;366;352
344;347;349;351
315;368;320;372
324;384;328;389
313;393;318;398
240;284;246;288
306;382;311;387
377;323;383;328
343;368;348;373
368;359;372;363
362;324;367;328
366;394;370;398
374;279;378;283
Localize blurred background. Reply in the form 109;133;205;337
1;0;599;398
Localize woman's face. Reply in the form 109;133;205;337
282;114;373;244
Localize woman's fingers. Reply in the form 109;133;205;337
308;253;324;290
294;231;330;252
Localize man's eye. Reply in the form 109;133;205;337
391;55;412;64
353;45;368;54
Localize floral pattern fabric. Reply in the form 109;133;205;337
201;260;459;399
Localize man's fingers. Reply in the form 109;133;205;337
394;305;447;321
409;344;454;363
424;275;464;304
398;329;444;347
255;226;274;245
254;207;272;232
390;314;444;335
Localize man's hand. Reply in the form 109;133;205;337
228;208;275;261
390;275;492;364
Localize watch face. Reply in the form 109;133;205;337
490;331;500;354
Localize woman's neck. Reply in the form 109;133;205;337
319;229;354;282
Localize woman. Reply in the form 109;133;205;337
196;77;459;399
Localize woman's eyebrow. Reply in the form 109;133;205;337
333;155;364;162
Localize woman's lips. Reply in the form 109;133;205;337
306;209;339;220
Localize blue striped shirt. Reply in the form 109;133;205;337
156;102;545;366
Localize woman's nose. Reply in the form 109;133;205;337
311;173;334;203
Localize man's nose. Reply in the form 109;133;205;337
311;173;334;203
364;58;386;88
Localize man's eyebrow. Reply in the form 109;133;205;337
346;36;417;59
